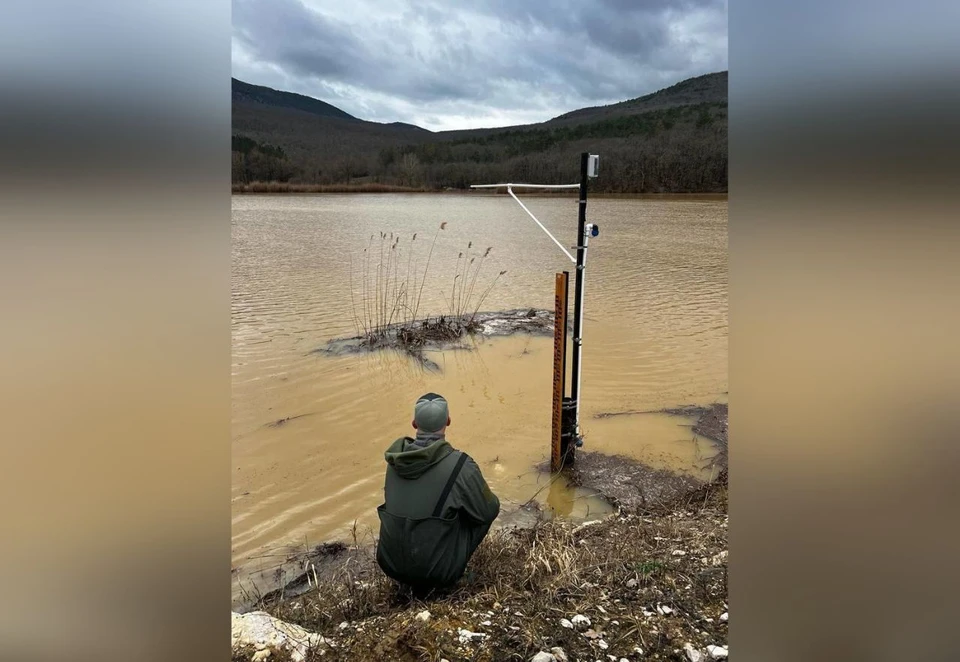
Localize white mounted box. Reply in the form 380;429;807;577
587;154;600;178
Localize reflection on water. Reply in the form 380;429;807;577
232;194;727;574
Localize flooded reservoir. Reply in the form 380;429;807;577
232;193;727;588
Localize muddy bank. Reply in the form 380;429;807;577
568;452;705;512
313;309;556;371
233;472;728;662
234;442;724;613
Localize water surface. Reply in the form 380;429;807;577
232;194;727;575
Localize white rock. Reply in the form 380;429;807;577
598;639;609;650
706;645;728;659
415;610;431;622
571;614;591;628
657;605;674;616
531;652;555;662
481;620;493;626
672;550;687;556
620;658;630;662
550;647;569;662
560;618;574;629
232;611;331;662
626;578;638;588
684;643;703;662
634;647;645;655
251;651;272;662
458;629;488;644
338;621;349;630
719;612;728;623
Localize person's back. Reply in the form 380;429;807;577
376;393;500;590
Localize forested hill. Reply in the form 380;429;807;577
232;78;357;121
232;72;727;193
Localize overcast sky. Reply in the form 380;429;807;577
232;0;727;131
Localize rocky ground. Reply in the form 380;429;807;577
233;475;727;662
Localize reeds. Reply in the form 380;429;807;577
349;222;505;348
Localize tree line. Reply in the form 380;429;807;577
231;102;727;193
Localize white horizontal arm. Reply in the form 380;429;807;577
470;183;580;189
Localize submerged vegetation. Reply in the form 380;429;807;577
350;222;508;351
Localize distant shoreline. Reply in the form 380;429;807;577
231;183;727;200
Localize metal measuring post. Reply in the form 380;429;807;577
470;152;599;469
566;152;600;451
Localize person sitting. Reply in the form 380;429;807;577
376;392;500;591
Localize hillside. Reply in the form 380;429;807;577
232;72;727;193
232;78;358;121
547;71;728;126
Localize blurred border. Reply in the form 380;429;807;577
731;1;960;660
2;1;959;661
1;2;230;661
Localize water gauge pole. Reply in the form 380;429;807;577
567;152;600;452
470;152;599;470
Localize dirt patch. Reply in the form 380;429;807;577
314;309;557;372
568;451;705;512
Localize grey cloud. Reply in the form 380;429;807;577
232;0;726;129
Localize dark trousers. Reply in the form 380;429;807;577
397;521;493;596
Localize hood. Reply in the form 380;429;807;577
384;436;454;479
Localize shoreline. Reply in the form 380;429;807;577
232;184;728;201
234;366;728;608
232;448;728;661
232;402;728;607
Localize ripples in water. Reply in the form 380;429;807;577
231;194;727;567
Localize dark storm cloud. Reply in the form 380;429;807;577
232;0;726;130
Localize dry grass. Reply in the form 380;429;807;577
233;181;437;193
237;478;727;662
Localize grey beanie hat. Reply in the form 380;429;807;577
414;392;449;433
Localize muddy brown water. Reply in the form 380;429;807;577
232;194;727;598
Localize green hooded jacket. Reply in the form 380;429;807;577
376;435;500;588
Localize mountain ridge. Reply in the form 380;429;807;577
232;71;727;193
